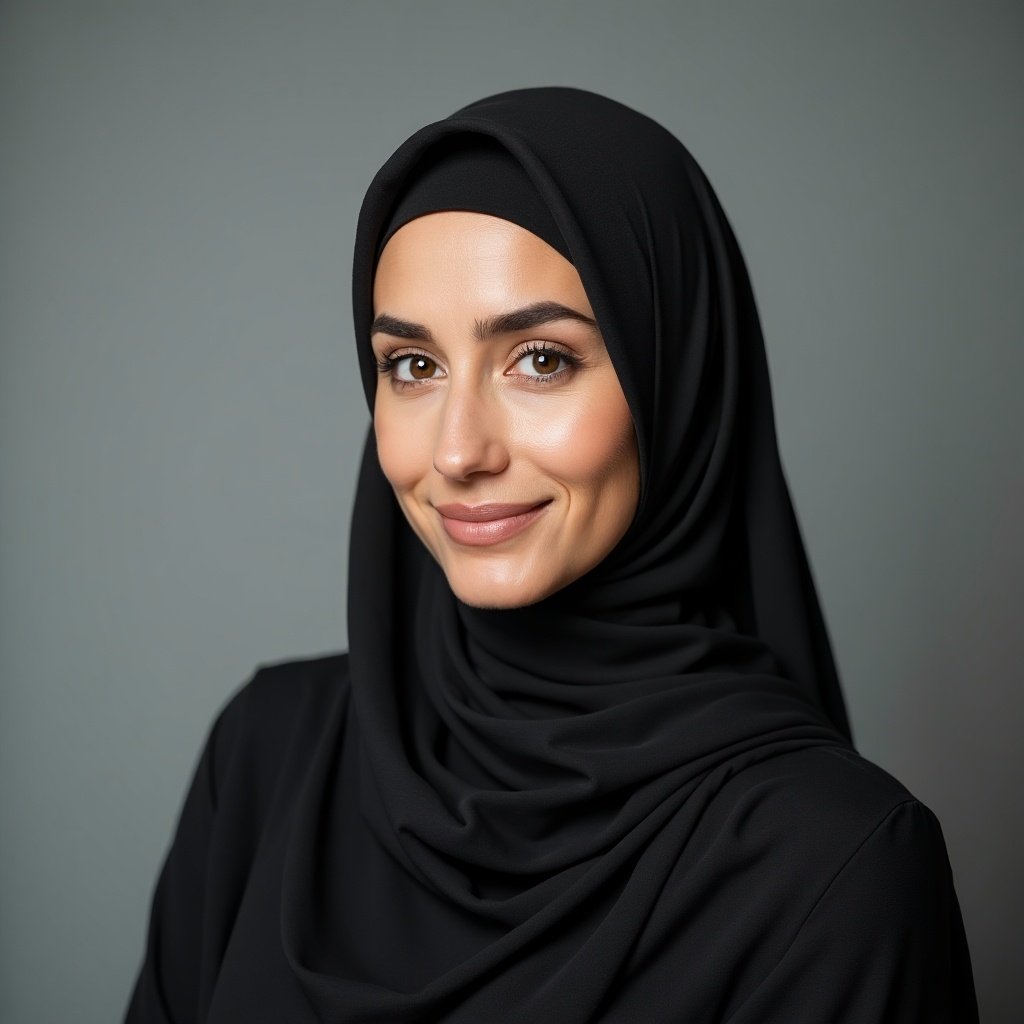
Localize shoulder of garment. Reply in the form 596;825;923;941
123;652;350;1024
199;650;351;818
701;744;978;1022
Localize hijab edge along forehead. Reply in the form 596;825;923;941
373;134;576;268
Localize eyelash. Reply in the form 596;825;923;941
374;342;582;389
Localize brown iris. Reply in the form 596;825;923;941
531;351;560;375
409;355;437;379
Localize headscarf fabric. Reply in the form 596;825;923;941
284;85;853;1021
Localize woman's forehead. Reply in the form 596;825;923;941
373;212;593;319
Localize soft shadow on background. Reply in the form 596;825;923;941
1;2;1020;1020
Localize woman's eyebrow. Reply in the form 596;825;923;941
370;301;599;344
476;301;599;340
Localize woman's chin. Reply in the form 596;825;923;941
443;560;561;610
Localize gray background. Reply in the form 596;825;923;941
1;1;1020;1020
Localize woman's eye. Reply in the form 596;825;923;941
393;354;442;382
512;349;566;378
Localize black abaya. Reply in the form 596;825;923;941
125;87;977;1023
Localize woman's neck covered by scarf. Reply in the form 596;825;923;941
281;86;855;1020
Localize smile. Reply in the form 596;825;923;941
434;501;552;547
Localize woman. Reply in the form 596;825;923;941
125;87;977;1022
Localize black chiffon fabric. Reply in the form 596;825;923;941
125;87;978;1023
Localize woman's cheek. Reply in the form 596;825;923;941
512;385;633;487
508;391;588;462
374;402;427;492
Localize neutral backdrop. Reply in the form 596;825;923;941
2;2;1020;1021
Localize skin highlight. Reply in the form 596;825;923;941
371;210;639;609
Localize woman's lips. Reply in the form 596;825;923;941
434;501;552;546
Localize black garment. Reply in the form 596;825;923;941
126;87;977;1022
125;657;976;1023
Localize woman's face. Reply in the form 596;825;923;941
371;211;639;609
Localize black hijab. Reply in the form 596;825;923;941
285;85;854;1019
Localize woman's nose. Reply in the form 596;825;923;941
432;382;510;481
